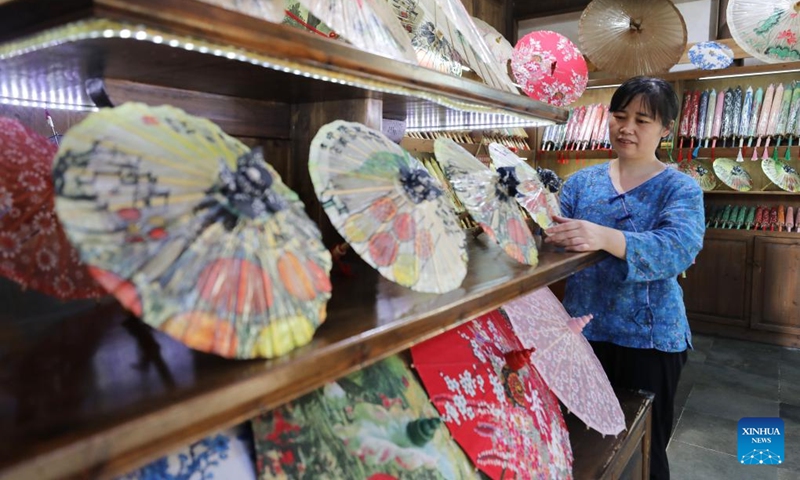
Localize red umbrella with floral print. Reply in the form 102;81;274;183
411;309;573;480
0;117;103;300
501;287;625;436
511;30;588;107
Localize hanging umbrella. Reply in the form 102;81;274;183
753;83;776;159
762;157;800;192
472;16;513;67
713;157;754;191
511;30;588;107
252;355;480;479
727;0;800;64
296;0;418;64
309;121;467;293
788;206;795;232
435;138;538;266
710;89;726;158
736;86;754;162
283;0;338;37
386;0;518;92
579;0;687;78
688;40;735;70
702;88;717;148
54;103;332;359
199;0;283;22
488;142;561;229
694;90;710;159
679;160;718;191
761;82;785;160
501;287;625;436
0;117;103;300
410;310;574;480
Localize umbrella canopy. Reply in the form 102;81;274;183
0;117;103;300
435;138;538;266
296;0;418;63
488;142;562;229
762;157;800;192
688;41;735;70
713;157;754;191
252;355;479;479
728;0;800;63
501;287;625;436
309;121;467;293
54;103;332;359
680;160;718;191
386;0;518;92
472;16;513;67
579;0;687;78
411;310;573;480
199;0;283;22
511;30;588;107
284;0;338;37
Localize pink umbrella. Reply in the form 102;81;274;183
511;30;588;107
753;83;776;160
501;287;625;436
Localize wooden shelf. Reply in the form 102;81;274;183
704;190;800;195
0;239;602;479
0;0;566;125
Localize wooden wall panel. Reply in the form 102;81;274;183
751;237;800;334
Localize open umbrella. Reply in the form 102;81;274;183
54;103;332;359
680;160;718;191
728;0;800;64
0;117;103;300
309;121;467;293
472;16;513;68
296;0;418;64
284;0;338;37
511;30;588;107
713;157;754;191
488;142;562;229
199;0;283;22
411;310;574;480
688;40;735;70
579;0;687;78
435;138;538;266
762;157;800;192
501;287;625;436
252;355;479;479
386;0;518;92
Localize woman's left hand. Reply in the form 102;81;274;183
544;215;626;258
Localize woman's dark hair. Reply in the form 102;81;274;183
609;76;679;129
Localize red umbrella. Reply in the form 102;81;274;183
511;30;588;107
0;117;103;300
501;287;625;436
411;309;573;480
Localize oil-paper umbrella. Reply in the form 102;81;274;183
680;160;718;191
284;0;338;38
713;157;754;191
579;0;687;78
411;310;574;480
252;355;480;479
435;138;538;266
309;121;467;293
688;40;735;70
501;287;625;436
199;0;283;22
472;16;513;67
727;0;800;64
54;103;332;359
0;117;104;300
762;157;800;192
488;142;562;229
296;0;418;64
511;30;588;107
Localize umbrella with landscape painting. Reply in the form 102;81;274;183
54;103;332;359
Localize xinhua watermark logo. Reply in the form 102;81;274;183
737;417;784;465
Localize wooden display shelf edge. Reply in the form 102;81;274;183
704;190;800;195
0;244;603;480
401;137;533;157
587;61;800;88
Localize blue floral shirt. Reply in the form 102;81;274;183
560;163;705;352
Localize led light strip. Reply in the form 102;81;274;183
0;96;98;111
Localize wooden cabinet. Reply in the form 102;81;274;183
751;236;800;336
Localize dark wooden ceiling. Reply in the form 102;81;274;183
513;0;592;20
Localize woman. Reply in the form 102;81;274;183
545;76;704;480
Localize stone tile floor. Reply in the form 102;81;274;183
667;333;800;479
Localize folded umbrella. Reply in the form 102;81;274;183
753;83;776;159
737;86;754;162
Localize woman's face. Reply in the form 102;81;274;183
608;95;671;161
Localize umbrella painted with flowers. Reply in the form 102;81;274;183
252;355;480;479
54;103;332;359
501;287;625;436
0;117;103;300
435;138;538;266
727;0;800;63
679;160;718;191
411;309;573;480
511;30;588;107
488;142;562;229
472;16;514;68
309;121;467;293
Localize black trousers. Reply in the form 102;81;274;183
590;341;688;480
